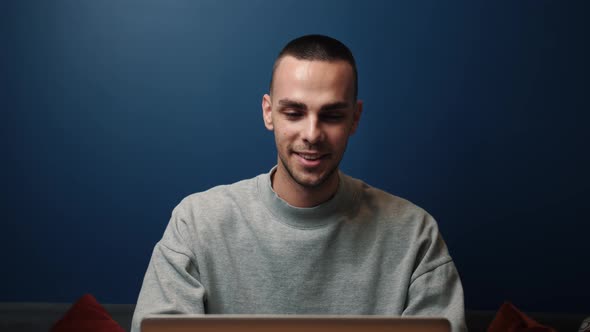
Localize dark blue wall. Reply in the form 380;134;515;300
2;1;589;313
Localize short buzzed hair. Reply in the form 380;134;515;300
270;34;358;100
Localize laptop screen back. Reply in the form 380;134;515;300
141;314;451;332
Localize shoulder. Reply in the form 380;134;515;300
172;173;264;221
155;173;267;255
185;174;260;203
343;174;443;242
345;175;454;270
345;174;431;220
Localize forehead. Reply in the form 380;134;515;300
272;56;355;100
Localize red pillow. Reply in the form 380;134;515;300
51;294;125;332
487;302;556;332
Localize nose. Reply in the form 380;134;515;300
303;116;323;145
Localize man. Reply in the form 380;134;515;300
131;34;466;332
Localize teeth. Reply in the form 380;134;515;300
300;154;320;160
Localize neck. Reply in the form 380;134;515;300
271;166;339;208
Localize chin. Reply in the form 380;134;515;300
279;154;339;189
292;168;337;189
295;176;327;188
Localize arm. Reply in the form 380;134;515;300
401;214;467;332
402;261;467;332
131;204;205;332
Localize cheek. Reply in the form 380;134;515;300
274;129;292;147
327;128;351;146
277;125;297;140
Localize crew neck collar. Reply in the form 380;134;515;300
258;166;357;229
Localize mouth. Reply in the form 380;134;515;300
293;151;329;167
297;153;324;160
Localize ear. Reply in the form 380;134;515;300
350;99;363;135
262;94;274;131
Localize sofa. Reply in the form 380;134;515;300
0;302;587;332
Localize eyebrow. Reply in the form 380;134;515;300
278;99;307;110
320;101;351;112
277;99;351;111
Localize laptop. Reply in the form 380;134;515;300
141;314;451;332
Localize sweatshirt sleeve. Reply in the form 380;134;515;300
130;203;205;332
401;213;467;332
402;261;467;332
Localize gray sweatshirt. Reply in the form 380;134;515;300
131;168;466;332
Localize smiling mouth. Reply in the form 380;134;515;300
294;152;328;160
298;154;322;160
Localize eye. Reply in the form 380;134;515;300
284;111;303;120
321;113;345;122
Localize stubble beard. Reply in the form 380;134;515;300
278;153;340;189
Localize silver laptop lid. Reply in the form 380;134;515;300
141;314;451;332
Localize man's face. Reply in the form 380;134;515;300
262;56;362;191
